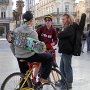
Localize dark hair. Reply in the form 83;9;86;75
44;14;52;21
22;11;33;22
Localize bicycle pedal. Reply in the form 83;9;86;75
34;82;43;89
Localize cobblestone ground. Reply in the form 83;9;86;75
0;39;90;90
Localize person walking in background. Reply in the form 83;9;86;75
87;28;90;52
81;32;86;53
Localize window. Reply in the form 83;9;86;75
65;5;69;12
4;12;6;18
1;7;6;19
1;12;3;18
57;8;59;14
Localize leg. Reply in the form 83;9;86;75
82;40;85;52
18;53;53;79
17;60;29;74
63;54;73;84
60;54;66;78
33;63;41;80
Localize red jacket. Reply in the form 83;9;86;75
37;25;57;49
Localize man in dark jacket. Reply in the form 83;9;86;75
58;14;75;89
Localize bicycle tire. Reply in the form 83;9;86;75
1;72;32;90
47;68;69;90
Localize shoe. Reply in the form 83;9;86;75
68;83;72;89
40;78;49;84
34;82;43;89
55;80;62;87
15;88;20;90
61;85;67;90
81;51;84;53
61;83;72;90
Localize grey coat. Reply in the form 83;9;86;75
11;24;38;58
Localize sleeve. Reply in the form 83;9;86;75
52;28;58;45
58;25;74;39
30;31;39;40
10;43;15;55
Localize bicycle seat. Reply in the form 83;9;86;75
52;61;58;68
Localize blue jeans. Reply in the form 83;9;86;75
60;53;73;84
87;37;90;51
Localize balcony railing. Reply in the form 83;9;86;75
51;12;76;16
0;0;9;5
0;0;9;3
0;17;13;22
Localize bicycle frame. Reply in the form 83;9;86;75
18;64;37;89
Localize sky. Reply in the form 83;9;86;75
12;0;84;11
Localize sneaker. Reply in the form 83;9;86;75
81;51;84;53
68;83;72;89
61;83;72;90
34;82;43;90
61;86;66;90
55;80;62;87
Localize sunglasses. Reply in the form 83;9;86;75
45;19;51;22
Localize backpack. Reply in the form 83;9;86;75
72;13;86;56
38;26;44;41
72;26;82;56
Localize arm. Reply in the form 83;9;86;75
30;31;38;40
10;43;15;55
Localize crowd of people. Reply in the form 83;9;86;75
8;11;88;89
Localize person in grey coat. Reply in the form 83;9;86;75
10;11;53;83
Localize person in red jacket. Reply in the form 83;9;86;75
32;15;57;82
37;15;58;61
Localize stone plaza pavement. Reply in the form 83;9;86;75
0;39;90;90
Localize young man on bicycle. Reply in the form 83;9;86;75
37;15;58;61
12;11;53;83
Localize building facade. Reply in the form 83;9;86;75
34;0;75;26
0;0;13;38
26;0;35;11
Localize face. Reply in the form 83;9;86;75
62;16;68;26
29;19;34;26
45;18;52;26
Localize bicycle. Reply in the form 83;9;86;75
1;51;69;90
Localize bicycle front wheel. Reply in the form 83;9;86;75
1;72;32;90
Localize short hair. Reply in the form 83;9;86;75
22;11;33;22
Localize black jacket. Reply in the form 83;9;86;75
58;24;76;54
58;13;86;55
